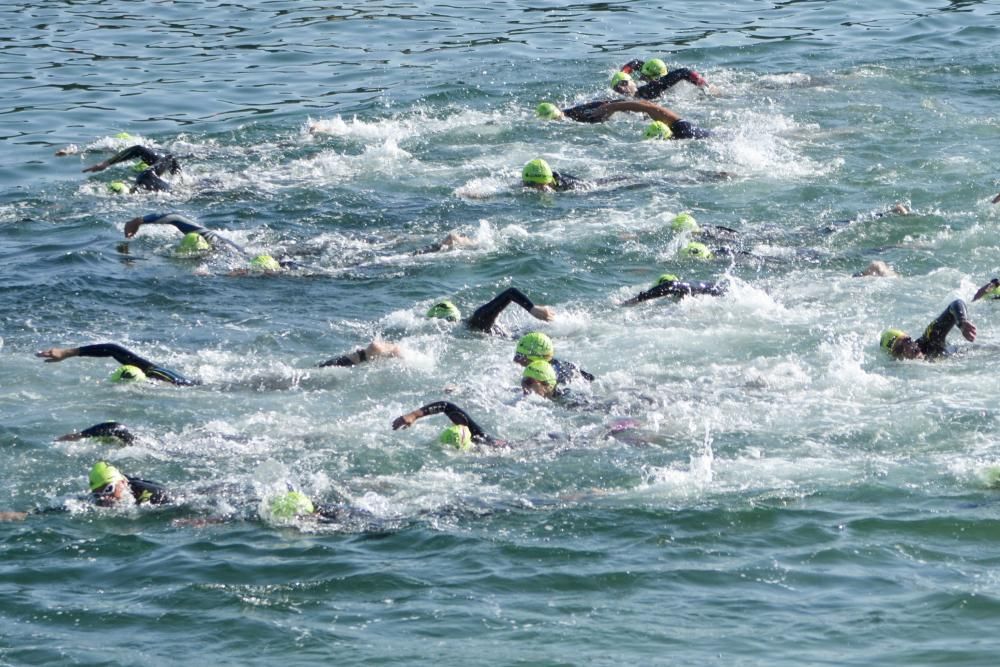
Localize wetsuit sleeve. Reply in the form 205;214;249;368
669;119;712;140
623;280;725;305
620;59;644;74
79;422;136;445
134;168;171;192
103;145;163;168
75;344;197;386
140;213;250;257
126;477;171;505
562;100;616;124
318;348;368;367
415;401;492;444
551;172;583;192
917;299;969;358
635;69;706;100
466;287;536;334
552;358;595;383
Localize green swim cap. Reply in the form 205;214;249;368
132;161;150;173
110;365;147;383
536;102;562;120
522;158;555;186
176;232;211;254
655;273;680;286
426;300;461;322
114;132;134;140
89;461;125;491
516;332;554;361
643;121;673;141
683;242;713;260
250;254;281;272
610;71;633;89
439;424;472;451
268;490;315;520
641;58;668;79
880;328;906;353
671;212;700;233
522;360;557;389
108;181;128;194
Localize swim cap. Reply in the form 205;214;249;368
522;159;555;186
176;232;211;254
268;490;315;520
535;102;562;120
108;181;128;194
522;360;557;389
114;132;133;140
880;328;906;353
426;300;461;322
250;254;281;272
110;365;147;383
655;274;680;286
643;121;673;141
516;332;554;361
89;461;126;491
132;161;150;173
671;212;700;233
439;424;472;451
641;58;668;79
610;71;633;89
683;242;713;260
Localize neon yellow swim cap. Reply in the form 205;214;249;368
114;132;134;141
250;254;281;272
89;461;126;491
641;59;668;79
515;332;554;361
643;121;673;140
132;161;150;173
110;365;147;383
880;328;906;353
268;491;315;520
176;232;211;254
671;212;700;233
610;71;633;89
535;102;562;120
108;181;128;194
655;274;680;286
522;159;555;186
439;424;472;451
683;242;713;260
426;300;461;322
522;360;557;389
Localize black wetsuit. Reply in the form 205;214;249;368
635;68;707;100
102;145;180;192
76;422;136;446
623;279;727;306
75;343;198;386
466;287;542;336
414;401;502;447
917;299;971;359
550;358;595;384
137;213;249;255
121;476;171;505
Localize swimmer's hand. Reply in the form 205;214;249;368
36;348;76;363
530;305;555;321
82;161;110;173
960;321;977;342
0;512;29;522
392;413;418;430
972;278;999;302
124;217;143;238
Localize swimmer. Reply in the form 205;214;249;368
536;98;711;138
392;401;504;449
521;158;585;192
853;260;897;278
615;58;711;99
173;489;370;527
320;286;554;367
36;343;199;386
880;299;976;360
622;273;727;306
520;360;560;399
57;421;136;446
973;278;1000;301
82;145;180;192
513;332;595;384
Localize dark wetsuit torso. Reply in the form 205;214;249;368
416;401;501;447
917;299;970;359
466;287;539;336
551;358;595;384
562;100;618;124
103;146;181;192
78;422;136;445
76;343;198;386
623;280;726;306
124;476;171;505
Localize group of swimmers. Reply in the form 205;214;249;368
10;55;1000;524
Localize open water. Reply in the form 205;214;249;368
2;1;1000;665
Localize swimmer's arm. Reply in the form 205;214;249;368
82;145;160;173
57;421;136;446
318;341;401;367
601;100;682;125
124;214;249;256
993;193;1000;204
392;401;493;444
972;278;1000;302
0;511;30;522
621;282;685;306
620;59;644;74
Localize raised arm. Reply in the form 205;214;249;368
466;287;554;334
124;213;249;256
82;145;161;173
635;68;708;99
392;401;491;443
57;422;136;446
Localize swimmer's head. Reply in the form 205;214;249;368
683;241;713;260
655;274;680;286
110;365;147;383
522;159;555;187
514;332;554;365
176;232;211;255
640;58;668;80
643;121;673;141
611;71;637;95
89;460;126;492
880;328;921;359
670;212;700;233
114;132;134;141
250;254;281;272
439;424;472;451
535;102;563;120
426;300;461;322
268;490;315;520
521;360;558;397
108;181;129;195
